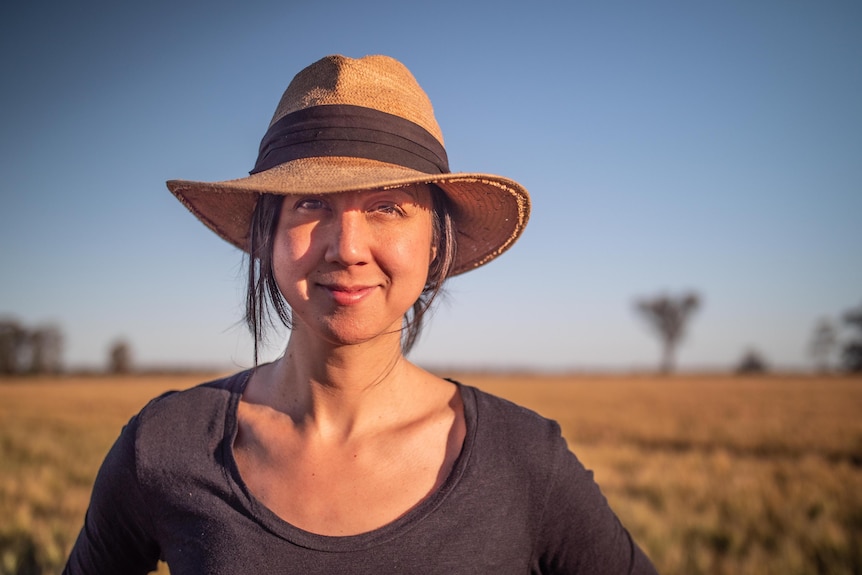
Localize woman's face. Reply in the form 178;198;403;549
272;185;435;347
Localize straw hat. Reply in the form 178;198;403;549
167;54;530;275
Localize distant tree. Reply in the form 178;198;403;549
736;348;768;375
29;324;64;374
841;303;862;373
108;339;133;374
0;320;65;375
635;292;701;373
809;318;838;373
0;319;28;375
841;345;862;373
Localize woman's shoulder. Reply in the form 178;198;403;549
456;382;568;464
126;370;250;453
135;370;249;422
107;370;250;484
459;382;562;435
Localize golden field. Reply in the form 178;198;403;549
1;373;860;574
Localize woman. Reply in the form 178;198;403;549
65;55;657;574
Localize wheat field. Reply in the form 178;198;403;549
1;373;860;574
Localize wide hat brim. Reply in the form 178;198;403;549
167;156;530;276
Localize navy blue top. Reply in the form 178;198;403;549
65;370;657;574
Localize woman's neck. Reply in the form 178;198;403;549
248;328;423;442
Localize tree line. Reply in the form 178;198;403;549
4;299;862;376
809;303;862;373
0;320;63;375
634;293;862;374
0;318;132;376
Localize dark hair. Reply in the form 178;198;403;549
245;185;457;364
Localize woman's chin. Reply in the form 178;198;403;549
298;317;404;350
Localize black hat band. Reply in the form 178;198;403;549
251;104;450;176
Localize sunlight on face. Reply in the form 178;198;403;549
272;185;435;347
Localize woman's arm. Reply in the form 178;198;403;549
533;433;658;574
64;415;161;575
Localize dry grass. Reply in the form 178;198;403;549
0;374;211;575
460;373;862;574
1;373;860;574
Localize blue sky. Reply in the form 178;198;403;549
1;0;860;372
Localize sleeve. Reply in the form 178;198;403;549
533;432;658;575
63;414;161;575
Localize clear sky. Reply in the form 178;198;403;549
1;0;860;372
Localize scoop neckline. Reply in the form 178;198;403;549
220;369;478;552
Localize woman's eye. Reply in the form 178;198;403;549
295;198;327;211
373;203;405;216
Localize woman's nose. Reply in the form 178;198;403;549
324;210;370;266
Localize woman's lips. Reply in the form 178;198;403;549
320;284;376;305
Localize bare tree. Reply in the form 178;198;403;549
108;339;133;374
809;318;837;373
842;303;862;373
635;292;701;373
0;319;28;375
29;324;64;374
0;320;65;375
736;348;768;375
